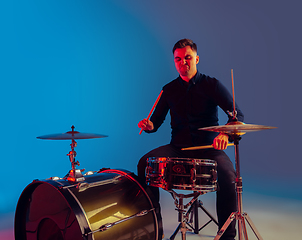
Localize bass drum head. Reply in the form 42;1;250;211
15;169;162;240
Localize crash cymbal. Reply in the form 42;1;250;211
199;121;277;135
37;125;108;140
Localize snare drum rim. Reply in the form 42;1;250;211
148;157;217;166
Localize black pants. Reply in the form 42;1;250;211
137;144;237;240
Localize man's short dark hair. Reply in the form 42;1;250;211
172;39;197;54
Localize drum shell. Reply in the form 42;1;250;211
15;169;161;240
146;157;217;191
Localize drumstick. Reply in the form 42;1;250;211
139;90;163;135
231;69;236;118
181;143;234;151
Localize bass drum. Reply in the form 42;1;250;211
15;169;162;240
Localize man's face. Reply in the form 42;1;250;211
174;46;199;81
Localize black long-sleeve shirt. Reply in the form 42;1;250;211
147;71;244;148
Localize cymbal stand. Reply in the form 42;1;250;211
214;135;263;240
66;139;84;182
168;190;201;240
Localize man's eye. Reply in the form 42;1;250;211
185;56;192;60
175;58;181;62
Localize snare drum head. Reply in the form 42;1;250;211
15;169;162;240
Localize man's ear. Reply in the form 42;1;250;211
196;55;200;64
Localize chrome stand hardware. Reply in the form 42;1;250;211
65;138;85;182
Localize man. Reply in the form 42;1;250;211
138;39;243;240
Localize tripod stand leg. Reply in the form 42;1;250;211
186;200;219;234
238;216;244;240
243;213;263;240
194;200;199;233
184;200;198;233
242;217;249;240
213;212;236;240
238;215;248;240
170;223;181;240
198;201;219;226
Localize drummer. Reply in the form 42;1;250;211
138;38;244;240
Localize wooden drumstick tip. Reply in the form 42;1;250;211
139;128;143;135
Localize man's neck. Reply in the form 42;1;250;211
180;71;197;82
180;76;191;82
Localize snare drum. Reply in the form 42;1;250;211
15;169;161;240
146;157;217;192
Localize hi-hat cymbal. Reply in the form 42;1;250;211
199;121;277;135
37;126;108;140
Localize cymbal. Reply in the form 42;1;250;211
199;121;277;135
37;126;108;140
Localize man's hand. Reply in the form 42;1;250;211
213;133;229;150
138;119;154;131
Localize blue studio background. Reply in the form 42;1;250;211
1;0;301;235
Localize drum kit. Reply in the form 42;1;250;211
8;55;278;240
14;120;276;240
